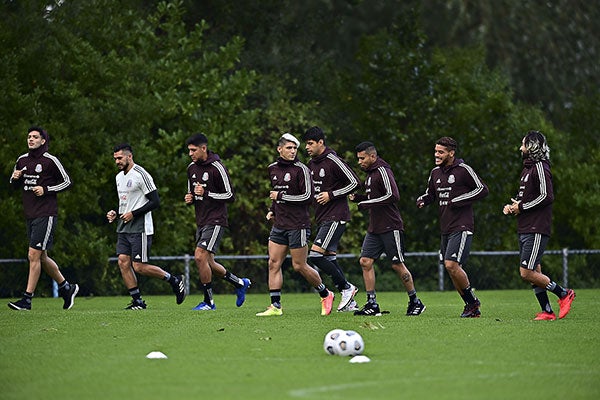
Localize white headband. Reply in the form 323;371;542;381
280;133;299;147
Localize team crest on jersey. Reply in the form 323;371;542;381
202;172;209;181
319;168;325;178
448;175;455;184
35;164;42;173
284;173;291;182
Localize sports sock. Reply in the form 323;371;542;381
533;285;553;313
58;280;70;292
546;281;567;298
408;289;418;303
23;291;33;304
163;272;171;281
202;282;214;304
223;271;243;288
309;251;347;291
366;291;377;304
316;283;329;298
269;290;282;308
128;287;142;301
461;285;477;304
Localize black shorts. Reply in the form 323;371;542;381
195;225;225;254
440;231;473;265
312;220;346;252
116;232;152;263
269;227;310;249
360;230;405;264
26;216;56;251
519;233;549;270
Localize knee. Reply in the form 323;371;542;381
359;257;372;270
519;267;532;281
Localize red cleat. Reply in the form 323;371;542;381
534;311;556;321
558;289;576;319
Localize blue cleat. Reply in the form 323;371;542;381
192;301;216;311
235;278;251;307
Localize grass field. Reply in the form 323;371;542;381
1;289;599;399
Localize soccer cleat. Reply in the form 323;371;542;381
557;289;576;319
172;275;186;305
337;283;358;311
460;299;481;318
192;301;216;311
235;278;251;307
406;299;426;316
125;299;147;310
8;298;31;311
338;299;359;312
354;302;382;317
59;283;79;310
534;311;557;321
256;304;283;316
321;290;335;316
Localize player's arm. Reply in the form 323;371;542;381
131;190;160;217
206;162;235;203
416;172;436;208
450;164;488;207
358;167;397;209
46;156;72;193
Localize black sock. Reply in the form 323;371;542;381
316;283;329;298
202;282;214;304
269;290;282;308
367;291;377;304
461;285;477;304
223;271;243;288
546;281;567;298
58;280;70;292
408;290;418;303
533;285;553;313
23;292;33;304
309;252;347;291
129;287;142;301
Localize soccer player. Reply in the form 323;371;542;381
106;143;185;310
502;131;575;320
303;126;359;312
256;133;335;316
416;137;488;318
349;141;425;316
8;126;79;311
184;133;251;311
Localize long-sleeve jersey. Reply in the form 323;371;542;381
515;158;553;236
352;157;403;234
416;158;488;234
268;156;313;230
187;151;234;228
115;164;157;235
10;150;71;219
307;147;359;223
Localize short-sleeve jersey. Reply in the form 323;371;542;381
115;164;156;234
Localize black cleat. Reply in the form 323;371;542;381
8;298;31;311
406;299;426;316
125;299;147;310
59;283;79;310
354;302;383;316
460;299;481;318
172;275;186;305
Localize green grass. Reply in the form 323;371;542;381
1;290;599;399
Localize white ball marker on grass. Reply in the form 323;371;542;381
349;355;371;363
146;351;168;359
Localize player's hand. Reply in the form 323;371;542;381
316;192;330;205
184;193;194;204
193;185;204;196
107;210;117;223
266;211;274;221
120;211;133;224
269;191;279;200
12;168;24;180
32;186;44;196
416;200;424;208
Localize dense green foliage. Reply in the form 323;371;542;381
1;1;598;296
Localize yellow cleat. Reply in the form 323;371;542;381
256;304;283;316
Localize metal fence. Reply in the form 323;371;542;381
3;248;597;297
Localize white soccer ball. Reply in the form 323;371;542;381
323;329;365;356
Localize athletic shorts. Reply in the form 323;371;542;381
26;216;56;251
195;225;225;254
312;220;346;253
116;232;152;263
519;233;549;270
440;231;473;265
360;230;405;264
269;227;310;249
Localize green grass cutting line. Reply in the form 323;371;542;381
1;290;599;400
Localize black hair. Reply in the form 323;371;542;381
113;143;133;153
303;126;325;142
355;141;376;154
28;126;48;141
185;133;208;146
436;136;458;152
